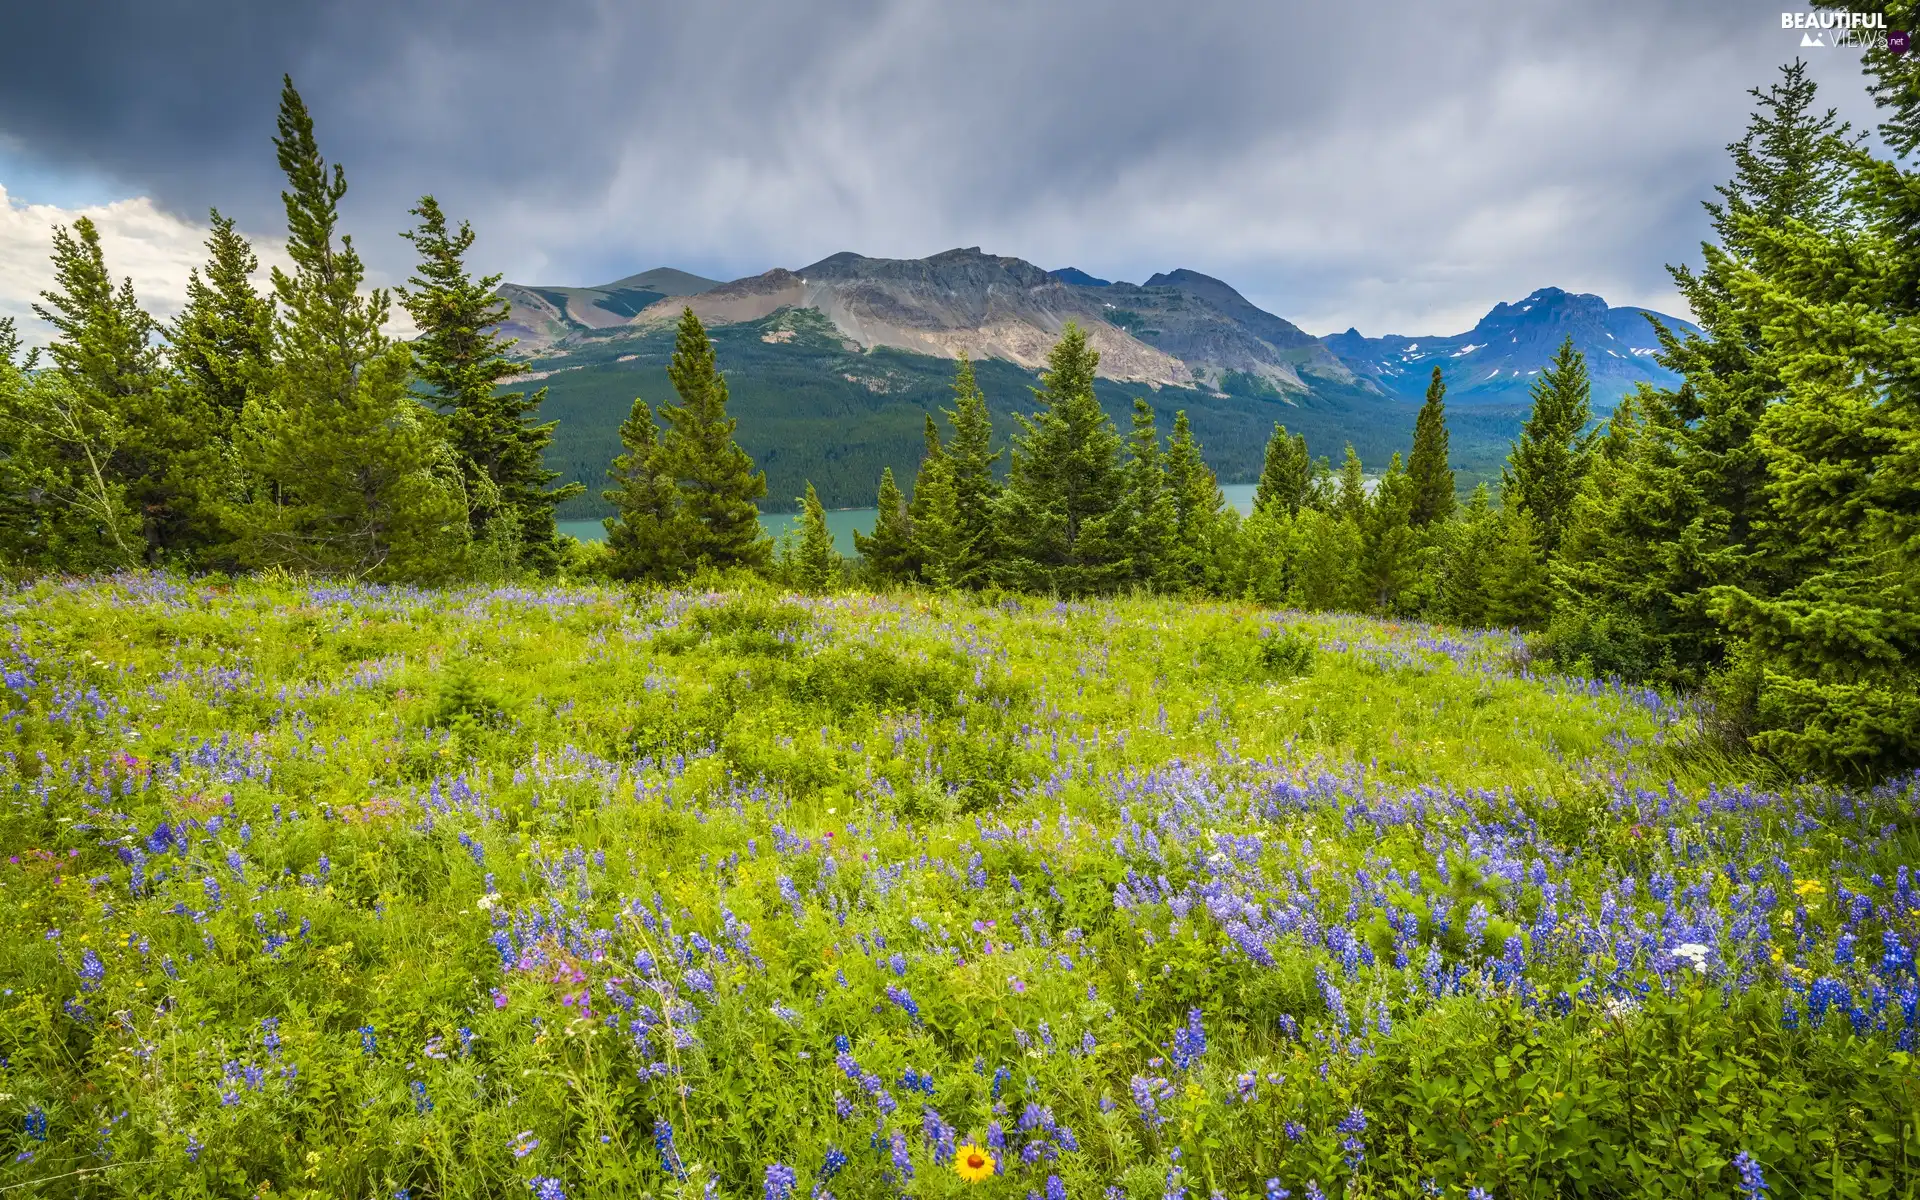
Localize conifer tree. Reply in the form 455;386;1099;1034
602;399;684;581
1360;453;1418;613
1705;52;1920;775
1334;444;1368;526
854;467;915;583
942;354;1000;585
1291;507;1361;612
1163;410;1224;592
1483;506;1551;629
0;318;133;571
654;307;770;573
232;76;466;581
906;413;967;587
32;216;177;564
1585;62;1856;685
1232;502;1296;607
401;195;581;574
1406;366;1456;526
1118;399;1174;586
173;211;271;428
1252;422;1312;517
1504;336;1593;557
994;323;1125;595
1438;484;1497;627
793;481;838;593
167;211;273;563
903;413;946;580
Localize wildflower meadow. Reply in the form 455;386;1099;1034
2;572;1917;1198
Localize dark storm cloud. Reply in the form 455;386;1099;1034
0;0;1890;334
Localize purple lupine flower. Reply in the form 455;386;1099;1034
765;1162;797;1200
654;1118;687;1180
529;1178;567;1200
1169;1008;1206;1070
77;948;105;991
1266;1182;1291;1200
1732;1151;1768;1198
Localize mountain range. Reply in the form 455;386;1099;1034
488;249;1697;515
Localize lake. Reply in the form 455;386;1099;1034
559;483;1264;556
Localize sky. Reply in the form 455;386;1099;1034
0;1;1893;348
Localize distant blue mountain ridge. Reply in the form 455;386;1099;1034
1316;286;1699;409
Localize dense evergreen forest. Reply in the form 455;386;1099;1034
2;60;1915;781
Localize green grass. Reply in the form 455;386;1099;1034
2;574;1915;1198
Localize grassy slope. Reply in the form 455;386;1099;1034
3;575;1915;1198
528;311;1489;517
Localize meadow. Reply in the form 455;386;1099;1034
2;573;1916;1199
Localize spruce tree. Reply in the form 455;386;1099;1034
1334;444;1368;526
1252;422;1312;517
1360;453;1417;613
855;467;915;583
400;195;581;575
942;354;1000;585
904;413;947;579
1406;366;1456;526
794;481;838;593
655;307;769;573
1291;507;1361;612
1704;51;1920;775
906;413;967;587
1163;410;1224;593
233;76;466;582
1438;484;1497;627
603;399;684;582
1504;336;1593;557
1483;507;1552;629
1587;62;1857;686
994;323;1126;595
173;211;271;428
168;211;273;564
32;216;177;564
0;319;135;571
1118;399;1174;586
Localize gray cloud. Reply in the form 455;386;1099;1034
0;1;1890;337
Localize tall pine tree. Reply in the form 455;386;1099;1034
400;196;582;575
232;76;466;582
994;324;1125;595
1706;37;1920;776
603;399;684;582
854;467;915;583
793;481;839;593
654;307;769;573
1406;366;1456;526
32;216;178;564
1252;422;1312;517
1163;410;1224;593
1504;336;1593;557
1119;399;1174;586
168;211;273;564
942;354;1000;586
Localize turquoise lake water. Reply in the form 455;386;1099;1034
560;483;1263;556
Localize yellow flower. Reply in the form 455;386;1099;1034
953;1145;995;1183
1794;879;1825;898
